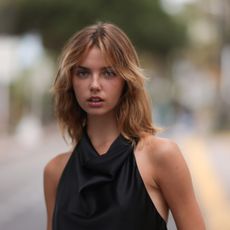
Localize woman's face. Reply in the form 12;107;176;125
72;47;125;117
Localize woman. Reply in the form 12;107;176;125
44;22;205;230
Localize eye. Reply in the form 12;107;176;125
103;68;117;78
74;68;90;78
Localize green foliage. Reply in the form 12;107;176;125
0;0;186;55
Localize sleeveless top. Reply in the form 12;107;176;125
52;131;167;230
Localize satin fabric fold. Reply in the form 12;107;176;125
52;130;167;230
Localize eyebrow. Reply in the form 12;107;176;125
76;65;114;71
77;66;90;70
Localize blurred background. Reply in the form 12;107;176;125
0;0;230;229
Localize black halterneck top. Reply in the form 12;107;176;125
52;131;167;230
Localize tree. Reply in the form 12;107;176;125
0;0;186;55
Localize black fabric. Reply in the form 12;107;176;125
52;131;167;230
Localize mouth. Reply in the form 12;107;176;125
87;96;104;107
87;96;104;102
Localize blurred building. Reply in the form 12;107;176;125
0;34;54;136
0;36;20;133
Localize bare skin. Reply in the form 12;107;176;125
44;47;205;230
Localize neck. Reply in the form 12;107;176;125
86;113;120;154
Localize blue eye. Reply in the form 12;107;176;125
74;69;90;78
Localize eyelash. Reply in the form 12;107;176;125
103;69;116;78
74;70;89;78
73;68;117;79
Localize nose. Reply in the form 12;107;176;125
89;74;101;92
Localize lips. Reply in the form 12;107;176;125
87;96;104;107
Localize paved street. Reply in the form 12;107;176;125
0;125;230;230
0;126;68;230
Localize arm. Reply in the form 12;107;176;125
43;158;59;230
154;140;205;230
43;153;71;230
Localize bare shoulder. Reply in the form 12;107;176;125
140;134;182;165
43;152;72;230
139;135;205;229
44;151;72;186
140;134;189;181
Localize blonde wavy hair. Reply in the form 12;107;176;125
53;22;157;145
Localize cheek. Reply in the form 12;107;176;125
109;80;125;100
72;82;84;102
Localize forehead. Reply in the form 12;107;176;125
79;46;114;68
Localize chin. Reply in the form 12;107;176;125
85;108;115;117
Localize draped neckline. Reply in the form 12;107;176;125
53;128;168;230
84;130;122;157
76;129;133;177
